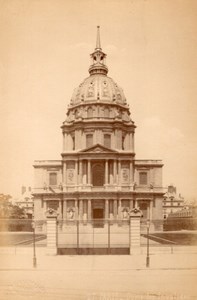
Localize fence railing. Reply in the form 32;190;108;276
57;219;130;254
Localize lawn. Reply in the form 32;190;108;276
141;231;197;245
0;232;46;246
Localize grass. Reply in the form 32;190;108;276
0;232;46;246
142;232;197;245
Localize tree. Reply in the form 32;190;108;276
0;194;25;219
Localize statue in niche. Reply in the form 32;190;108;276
68;169;74;182
122;169;129;182
67;208;75;220
87;82;94;97
122;208;129;219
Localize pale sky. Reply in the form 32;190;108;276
0;0;197;200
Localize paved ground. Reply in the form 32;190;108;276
0;251;197;299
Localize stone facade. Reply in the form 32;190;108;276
33;27;164;230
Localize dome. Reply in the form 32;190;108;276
70;74;127;107
69;26;127;108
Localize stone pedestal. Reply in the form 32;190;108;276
129;208;142;255
46;209;58;255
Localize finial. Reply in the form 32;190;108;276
96;26;101;50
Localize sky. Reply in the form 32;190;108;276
0;0;197;201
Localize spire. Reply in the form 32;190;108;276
95;26;101;50
89;26;108;76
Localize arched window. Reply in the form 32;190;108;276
49;173;57;186
104;134;111;148
139;172;147;185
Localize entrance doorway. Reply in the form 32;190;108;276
93;208;104;219
92;202;104;227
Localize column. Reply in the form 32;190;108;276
113;160;117;184
130;200;133;210
135;199;138;209
87;159;91;184
118;160;121;185
58;200;62;219
63;162;67;184
63;200;67;219
118;199;121;219
63;132;67;152
88;199;91;220
149;200;153;221
105;199;109;219
147;203;150;220
105;159;109;184
114;199;118;220
75;160;78;185
130;132;134;152
129;161;133;184
79;160;83;184
75;199;78;219
79;200;83;220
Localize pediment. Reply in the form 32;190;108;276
80;144;118;153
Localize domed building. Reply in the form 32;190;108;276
33;27;164;233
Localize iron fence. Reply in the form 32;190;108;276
57;219;130;254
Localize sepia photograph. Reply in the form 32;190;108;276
0;0;197;299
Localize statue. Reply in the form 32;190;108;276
67;208;75;220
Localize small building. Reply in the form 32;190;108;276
163;185;184;219
15;186;33;218
33;27;165;231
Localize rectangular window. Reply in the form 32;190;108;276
49;173;57;185
139;172;147;185
104;134;111;148
86;134;93;148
